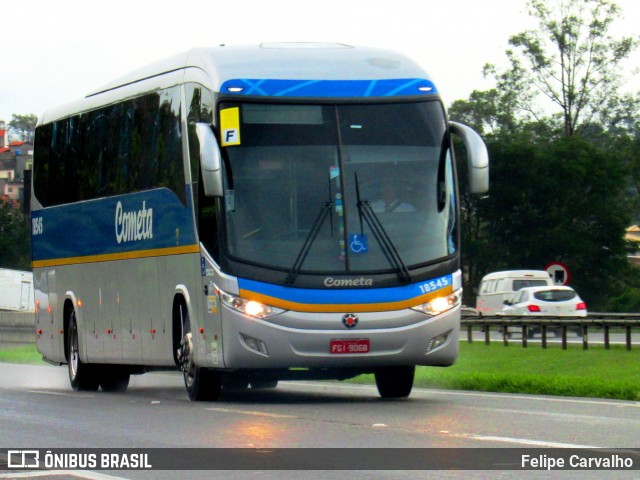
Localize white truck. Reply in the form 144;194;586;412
0;268;35;312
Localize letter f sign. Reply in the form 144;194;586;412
222;128;240;146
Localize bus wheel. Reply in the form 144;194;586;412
374;366;415;399
177;305;221;401
99;366;130;393
250;379;278;389
67;311;99;392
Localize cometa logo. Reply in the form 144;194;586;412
115;201;154;244
323;277;374;287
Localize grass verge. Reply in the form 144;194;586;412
0;342;638;400
351;342;640;401
0;344;46;364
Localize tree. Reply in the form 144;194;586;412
0;202;31;271
449;0;640;310
8;113;38;143
479;135;632;309
486;0;638;137
449;89;517;138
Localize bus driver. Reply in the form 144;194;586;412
371;182;416;213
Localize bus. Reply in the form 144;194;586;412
31;43;489;400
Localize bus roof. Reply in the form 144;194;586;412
39;43;439;125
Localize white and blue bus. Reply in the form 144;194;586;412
31;43;488;400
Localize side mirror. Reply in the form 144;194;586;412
196;123;224;197
450;121;489;194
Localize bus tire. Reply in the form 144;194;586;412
67;310;99;392
375;366;414;399
186;367;222;401
177;302;222;401
99;366;130;393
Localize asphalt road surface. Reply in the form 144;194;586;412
0;363;638;480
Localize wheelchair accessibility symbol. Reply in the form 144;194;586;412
349;234;369;254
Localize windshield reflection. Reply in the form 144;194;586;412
221;101;456;278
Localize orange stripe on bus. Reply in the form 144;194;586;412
32;245;200;268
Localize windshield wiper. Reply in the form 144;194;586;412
355;173;412;283
285;201;333;286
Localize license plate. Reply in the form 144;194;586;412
329;339;370;354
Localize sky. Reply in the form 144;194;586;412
0;0;638;127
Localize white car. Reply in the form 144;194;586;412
500;286;587;338
501;286;587;317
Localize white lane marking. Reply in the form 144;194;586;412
27;390;94;398
466;435;598;449
0;471;128;479
205;407;298;419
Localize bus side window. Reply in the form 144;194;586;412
186;83;218;261
198;177;220;261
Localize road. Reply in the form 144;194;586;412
0;363;639;480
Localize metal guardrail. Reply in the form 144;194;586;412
461;312;640;350
0;311;36;344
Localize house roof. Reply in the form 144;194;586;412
626;225;640;243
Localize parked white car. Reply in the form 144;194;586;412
500;286;587;317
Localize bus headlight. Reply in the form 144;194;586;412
217;289;285;319
411;290;461;316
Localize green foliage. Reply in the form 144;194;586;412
8;113;37;143
473;135;631;309
416;342;640;400
0;344;43;364
0;202;31;271
609;287;640;313
351;342;640;400
485;0;639;137
450;0;640;310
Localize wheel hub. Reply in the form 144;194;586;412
177;332;194;374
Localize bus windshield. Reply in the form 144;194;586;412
220;100;455;278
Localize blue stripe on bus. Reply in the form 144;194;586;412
220;79;438;97
237;274;452;306
31;188;196;264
